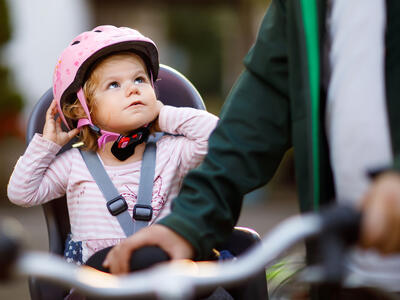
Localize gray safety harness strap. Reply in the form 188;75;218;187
79;133;162;237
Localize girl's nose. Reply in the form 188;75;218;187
125;82;140;97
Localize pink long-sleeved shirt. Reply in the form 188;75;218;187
8;105;218;261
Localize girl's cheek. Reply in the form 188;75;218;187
105;113;112;125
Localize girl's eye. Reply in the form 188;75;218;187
134;77;145;84
108;82;120;89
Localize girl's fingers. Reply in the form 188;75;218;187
55;116;62;132
52;101;58;114
51;115;79;144
46;100;57;120
67;128;80;139
55;117;67;138
46;101;54;120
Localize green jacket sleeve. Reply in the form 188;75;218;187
158;0;292;260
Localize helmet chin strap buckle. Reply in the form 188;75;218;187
111;126;151;161
117;132;141;149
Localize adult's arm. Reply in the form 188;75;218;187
158;0;292;259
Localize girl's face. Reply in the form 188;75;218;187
90;53;158;135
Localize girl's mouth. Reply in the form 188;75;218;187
127;101;143;108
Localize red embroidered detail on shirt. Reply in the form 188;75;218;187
121;176;166;219
152;176;166;212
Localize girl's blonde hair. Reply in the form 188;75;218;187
62;70;100;151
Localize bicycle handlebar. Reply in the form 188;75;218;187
2;205;361;299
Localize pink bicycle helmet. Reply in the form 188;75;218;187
53;25;159;148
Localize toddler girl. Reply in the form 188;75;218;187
7;25;218;266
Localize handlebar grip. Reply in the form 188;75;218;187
0;218;23;280
317;205;362;284
320;204;362;244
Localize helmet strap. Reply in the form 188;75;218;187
77;88;93;124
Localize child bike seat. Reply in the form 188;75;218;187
25;65;266;300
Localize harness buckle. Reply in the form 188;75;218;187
133;204;153;221
107;196;128;216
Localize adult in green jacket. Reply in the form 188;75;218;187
104;0;400;295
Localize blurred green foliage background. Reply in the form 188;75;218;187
0;0;22;114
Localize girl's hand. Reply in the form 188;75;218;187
151;100;164;132
360;172;400;254
42;100;79;146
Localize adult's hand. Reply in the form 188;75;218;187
360;172;400;254
103;224;195;274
